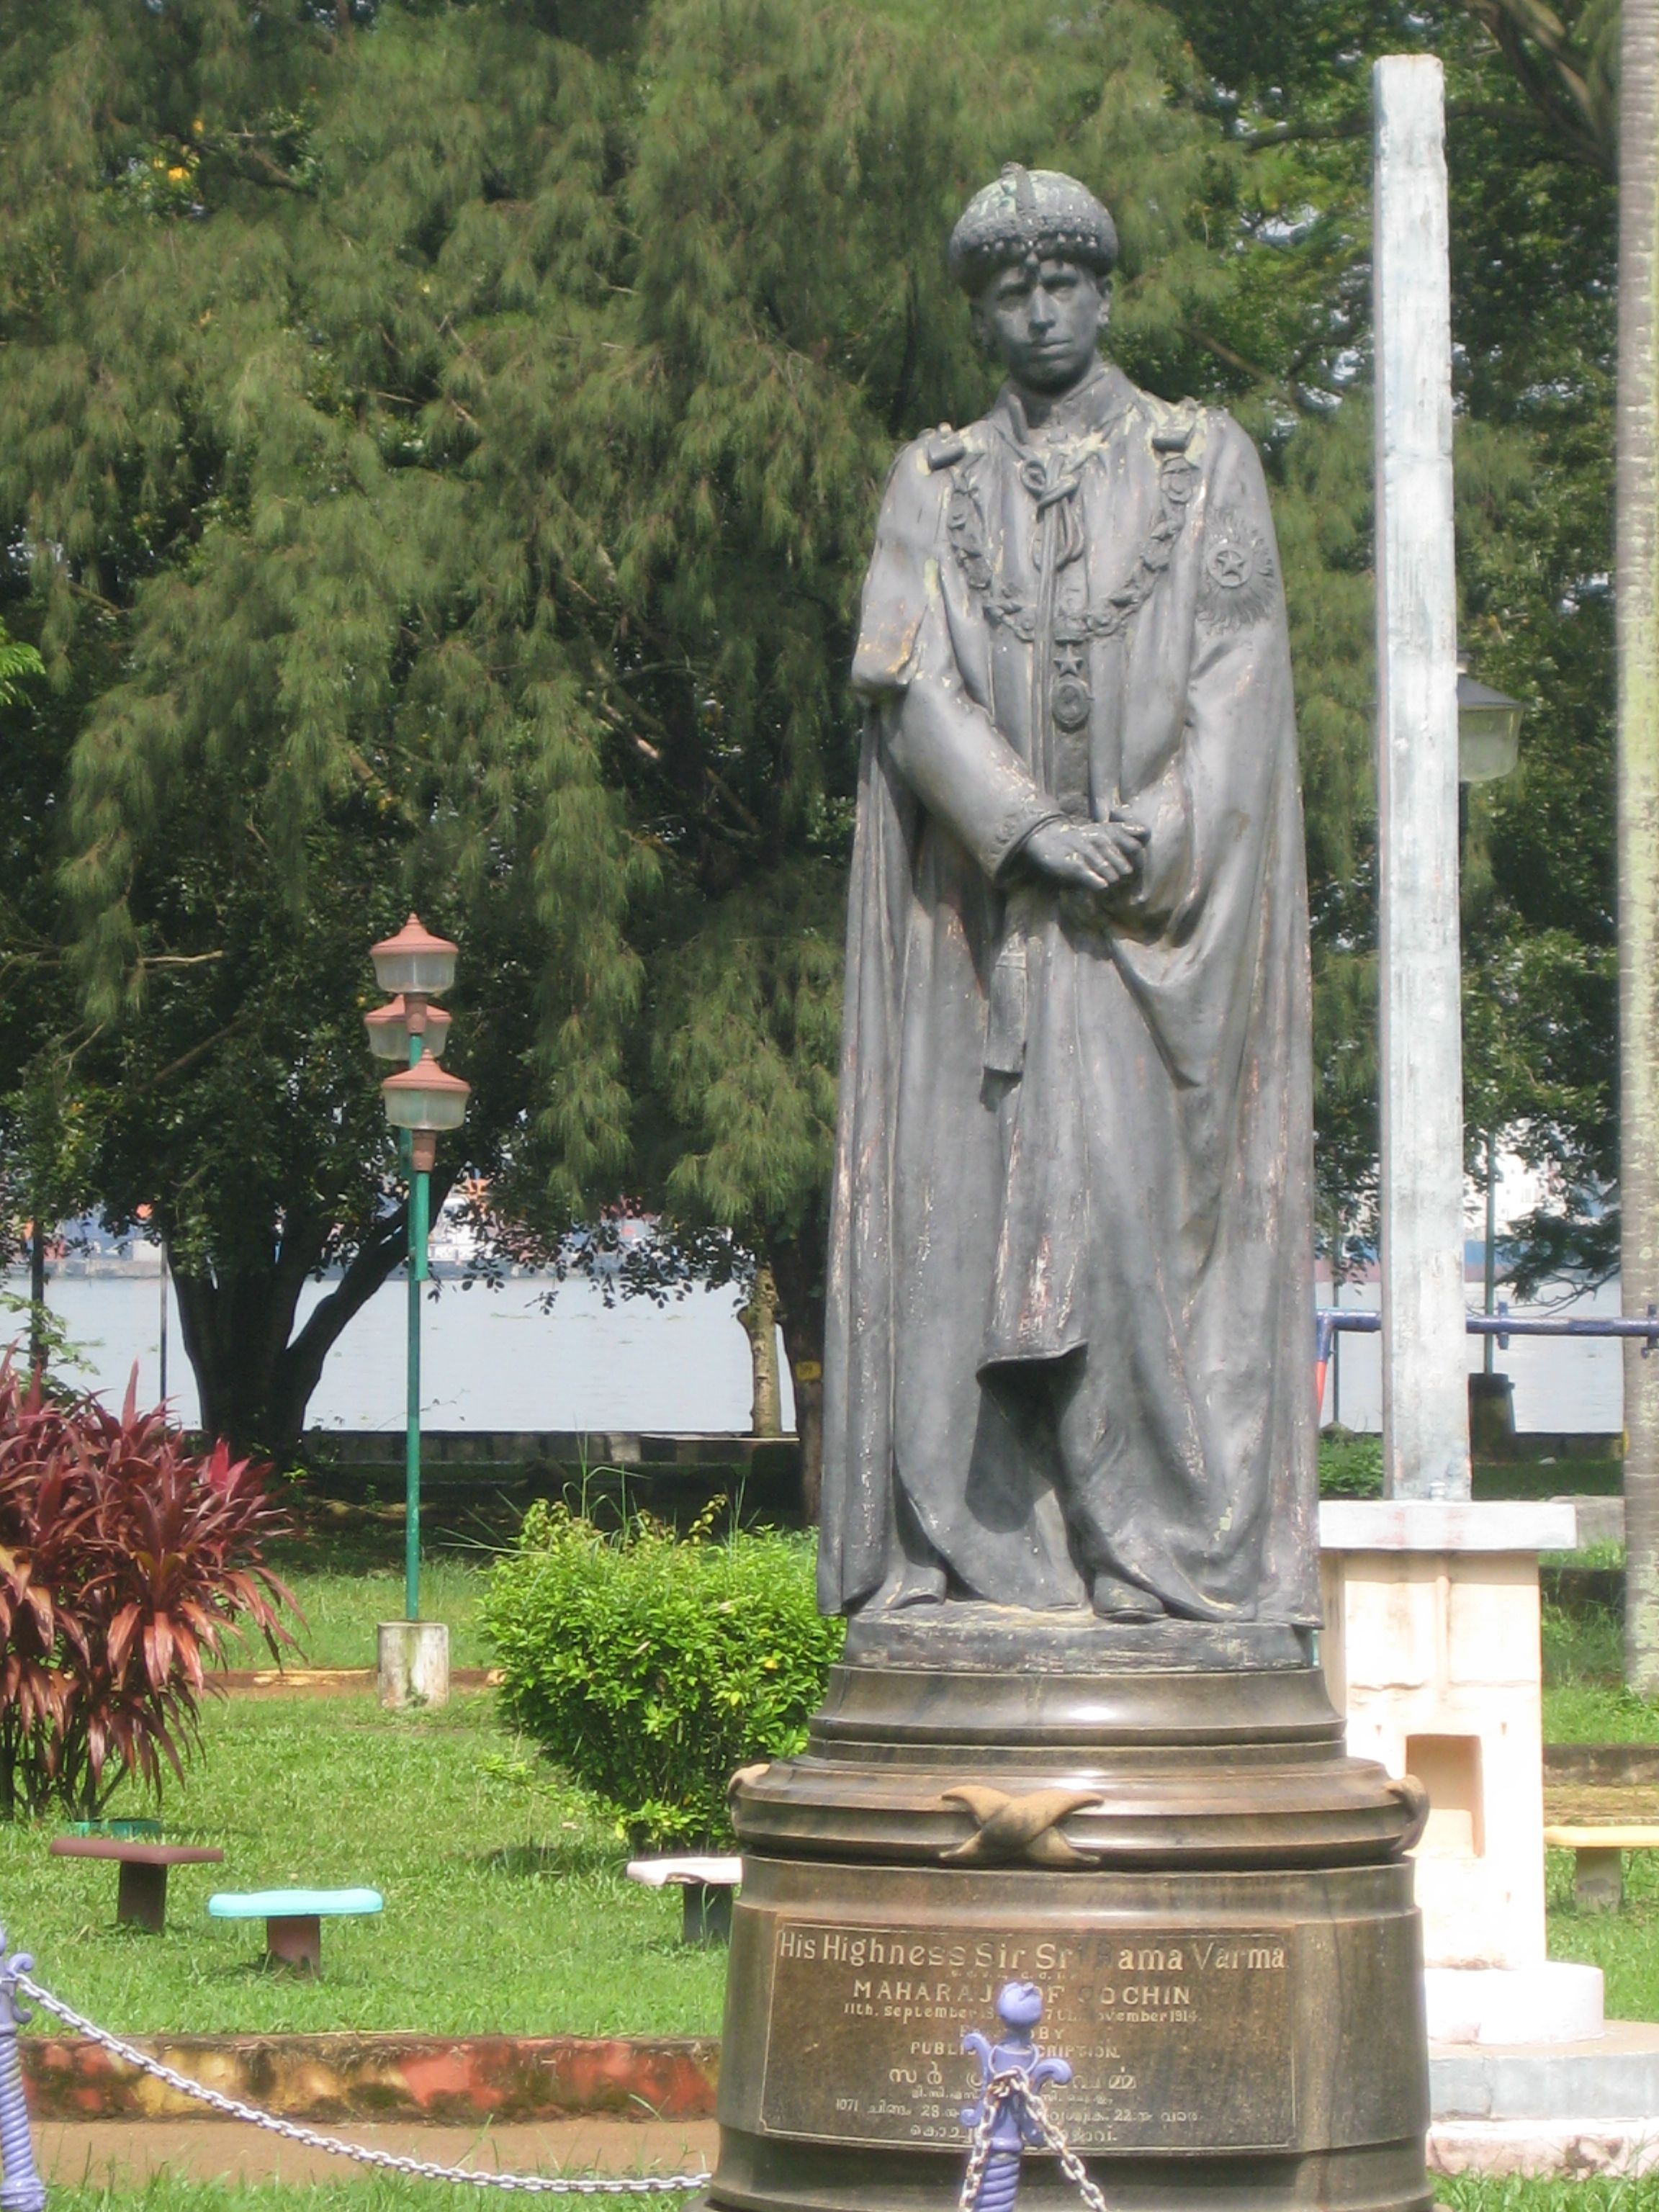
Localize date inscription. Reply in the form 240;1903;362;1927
757;1920;1295;2152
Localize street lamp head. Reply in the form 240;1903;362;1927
382;1061;471;1178
381;1060;471;1133
1457;668;1525;785
370;914;459;997
364;996;451;1062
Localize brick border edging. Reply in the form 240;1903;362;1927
22;2031;718;2124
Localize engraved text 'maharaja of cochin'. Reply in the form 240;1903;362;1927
759;1920;1296;2152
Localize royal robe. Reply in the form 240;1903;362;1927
819;359;1319;1624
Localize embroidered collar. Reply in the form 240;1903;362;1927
991;361;1136;451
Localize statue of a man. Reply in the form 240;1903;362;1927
819;166;1318;1626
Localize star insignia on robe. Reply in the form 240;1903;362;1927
1198;507;1277;630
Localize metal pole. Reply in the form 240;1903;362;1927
1483;1128;1498;1377
0;1933;46;2212
158;1240;168;1406
405;1030;425;1625
1373;55;1471;1501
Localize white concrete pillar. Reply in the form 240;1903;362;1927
377;1619;450;1709
1374;55;1470;1501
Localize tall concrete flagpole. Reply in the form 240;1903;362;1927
1373;54;1471;1501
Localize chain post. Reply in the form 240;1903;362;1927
959;1982;1085;2212
0;1933;46;2212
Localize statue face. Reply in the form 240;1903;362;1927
974;254;1105;395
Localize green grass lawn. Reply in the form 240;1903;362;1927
36;2164;1659;2212
259;1555;493;1673
1547;1837;1659;2020
1537;1577;1659;2014
1439;2185;1659;2212
4;1691;725;2041
51;2186;675;2212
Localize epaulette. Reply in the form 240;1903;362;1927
1151;402;1202;457
923;425;967;472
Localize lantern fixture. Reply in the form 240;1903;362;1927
380;1061;472;1173
369;914;459;997
364;995;451;1062
1457;667;1525;786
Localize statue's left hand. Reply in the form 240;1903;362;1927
1023;815;1146;893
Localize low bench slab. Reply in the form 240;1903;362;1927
1544;1825;1659;1912
626;1856;742;1945
209;1887;382;1972
50;1838;225;1933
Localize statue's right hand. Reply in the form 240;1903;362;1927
1022;817;1146;891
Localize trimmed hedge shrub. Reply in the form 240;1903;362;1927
482;1501;844;1848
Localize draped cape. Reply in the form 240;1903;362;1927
819;364;1318;1624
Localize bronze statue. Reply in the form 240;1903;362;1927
820;166;1318;1626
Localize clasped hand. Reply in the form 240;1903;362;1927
1023;810;1147;893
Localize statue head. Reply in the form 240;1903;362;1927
949;166;1118;397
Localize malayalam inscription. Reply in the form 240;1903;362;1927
757;1920;1295;2152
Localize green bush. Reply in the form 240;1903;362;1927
1318;1430;1383;1497
482;1501;845;1848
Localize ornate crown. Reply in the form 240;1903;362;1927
947;164;1118;294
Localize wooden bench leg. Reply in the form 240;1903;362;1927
266;1915;323;1971
115;1860;169;1933
680;1884;732;1946
1575;1845;1624;1912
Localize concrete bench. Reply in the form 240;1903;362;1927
1543;1824;1659;1911
208;1886;382;1971
50;1838;224;1933
626;1855;742;1944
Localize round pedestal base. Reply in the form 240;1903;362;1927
710;1643;1431;2212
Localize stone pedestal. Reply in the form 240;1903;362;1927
1318;1501;1601;2046
707;1611;1431;2212
376;1620;450;1709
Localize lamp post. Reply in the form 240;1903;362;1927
1457;667;1525;1430
366;915;469;1709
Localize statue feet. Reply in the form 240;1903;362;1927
869;1559;949;1610
1089;1571;1164;1622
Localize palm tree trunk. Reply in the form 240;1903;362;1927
1619;0;1659;1689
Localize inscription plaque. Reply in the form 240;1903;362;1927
757;1920;1295;2152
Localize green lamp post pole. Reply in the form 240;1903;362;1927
366;917;469;1700
403;1047;427;1623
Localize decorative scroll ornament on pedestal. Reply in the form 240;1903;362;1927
940;1784;1105;1867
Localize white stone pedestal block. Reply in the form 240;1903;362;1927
1426;1963;1606;2046
377;1619;450;1709
1319;1500;1592;2040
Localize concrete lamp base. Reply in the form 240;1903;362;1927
377;1621;450;1710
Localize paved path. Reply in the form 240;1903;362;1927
214;1667;501;1695
36;2117;719;2188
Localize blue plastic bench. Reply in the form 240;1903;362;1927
209;1886;382;1972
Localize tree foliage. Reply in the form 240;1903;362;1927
0;0;1622;1462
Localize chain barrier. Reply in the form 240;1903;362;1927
1022;2087;1110;2212
1;1941;1101;2212
3;1946;708;2198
